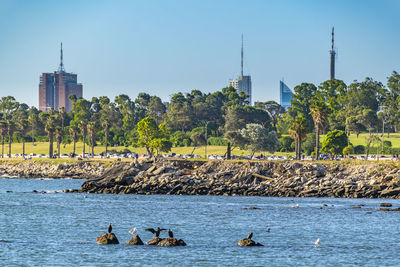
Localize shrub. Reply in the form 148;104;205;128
343;145;354;156
354;145;365;154
279;136;294;152
302;133;316;156
321;130;348;157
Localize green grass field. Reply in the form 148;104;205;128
347;132;400;147
1;141;292;158
2;132;398;158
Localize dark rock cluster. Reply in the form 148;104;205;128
79;159;400;199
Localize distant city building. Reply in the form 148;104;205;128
280;80;293;109
39;43;82;112
228;35;252;105
229;75;252;105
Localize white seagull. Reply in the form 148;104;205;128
129;228;137;235
314;238;320;247
292;204;299;208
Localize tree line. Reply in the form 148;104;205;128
0;70;398;159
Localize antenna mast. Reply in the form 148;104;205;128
241;34;243;77
59;42;65;72
330;27;336;80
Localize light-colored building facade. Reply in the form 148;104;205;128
229;75;252;105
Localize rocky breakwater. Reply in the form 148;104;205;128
79;159;400;199
0;161;105;179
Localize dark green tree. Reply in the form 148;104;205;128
321;130;348;159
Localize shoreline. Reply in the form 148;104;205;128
1;158;400;199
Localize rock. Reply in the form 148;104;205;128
380;203;392;207
243;207;262;210
380;188;400;198
156;238;186;247
153;167;166;175
125;235;144;245
96;233;119;245
378;208;400;211
237;238;263;247
146;237;162;246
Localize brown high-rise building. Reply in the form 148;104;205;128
39;43;83;112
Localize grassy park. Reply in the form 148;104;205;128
1;132;398;158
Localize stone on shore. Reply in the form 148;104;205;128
237;238;263;247
125;235;144;245
96;233;119;245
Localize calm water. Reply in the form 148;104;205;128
0;178;400;266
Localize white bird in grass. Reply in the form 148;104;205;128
314;238;320;247
129;228;137;235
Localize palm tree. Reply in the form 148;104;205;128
14;109;29;157
28;112;39;145
289;115;308;160
79;120;87;157
6;120;15;158
72;98;92;158
100;103;117;155
0;96;19;157
87;122;96;157
68;122;79;155
55;126;63;158
58;107;66;130
0;121;6;158
310;96;329;160
45;117;56;158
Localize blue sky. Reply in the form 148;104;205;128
0;0;399;107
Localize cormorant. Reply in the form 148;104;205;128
145;227;166;237
107;223;112;233
168;229;174;238
247;232;253;239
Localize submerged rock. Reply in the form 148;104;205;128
125;235;144;245
96;233;119;245
378;207;400;211
156;238;186;247
237;238;263;247
145;237;186;246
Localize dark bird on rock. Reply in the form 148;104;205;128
168;229;174;238
247;232;253;239
107;223;112;233
145;227;166;237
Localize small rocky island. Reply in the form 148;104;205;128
1;158;400;198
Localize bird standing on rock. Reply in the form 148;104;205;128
145;227;166;237
247;232;253;240
107;223;112;233
168;229;174;238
